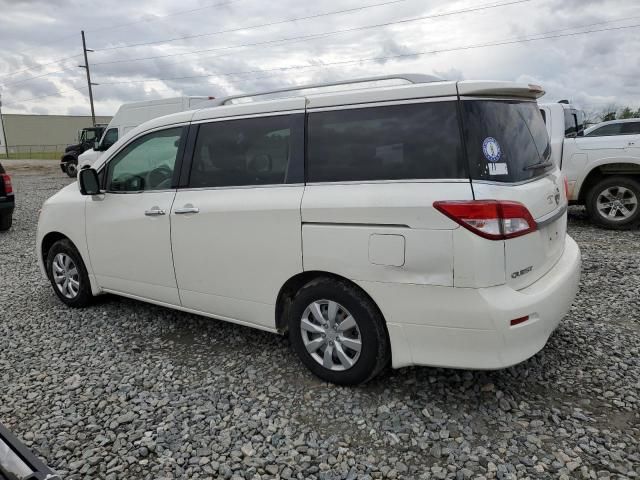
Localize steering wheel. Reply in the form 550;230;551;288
146;165;173;190
111;173;145;191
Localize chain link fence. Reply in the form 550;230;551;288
1;144;68;160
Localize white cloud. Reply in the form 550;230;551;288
0;0;638;116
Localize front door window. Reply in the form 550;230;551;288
106;127;183;192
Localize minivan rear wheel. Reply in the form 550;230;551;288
288;278;389;385
46;239;93;307
586;176;640;230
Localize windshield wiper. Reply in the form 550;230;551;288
523;160;553;171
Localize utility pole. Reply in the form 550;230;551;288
0;93;9;159
79;30;97;127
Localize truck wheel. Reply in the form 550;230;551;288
586;176;640;230
0;214;12;231
65;162;78;178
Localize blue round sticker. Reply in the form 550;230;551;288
482;137;502;162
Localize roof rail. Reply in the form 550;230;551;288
210;73;443;106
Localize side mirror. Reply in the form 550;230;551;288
79;168;101;195
94;141;100;151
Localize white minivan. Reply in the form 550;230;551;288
37;75;581;385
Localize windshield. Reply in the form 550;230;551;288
462;100;552;182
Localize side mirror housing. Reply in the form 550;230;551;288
93;141;100;151
79;168;101;195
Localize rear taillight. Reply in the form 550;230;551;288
1;174;12;195
434;200;537;240
563;176;570;200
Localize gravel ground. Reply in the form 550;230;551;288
0;169;638;480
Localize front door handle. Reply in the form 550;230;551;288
145;207;166;216
174;205;200;214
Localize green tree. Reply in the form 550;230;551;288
619;107;635;119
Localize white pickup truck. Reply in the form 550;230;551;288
540;102;640;229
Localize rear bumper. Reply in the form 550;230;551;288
358;235;581;369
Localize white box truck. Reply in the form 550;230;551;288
75;96;213;173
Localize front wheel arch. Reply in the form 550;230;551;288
41;232;71;278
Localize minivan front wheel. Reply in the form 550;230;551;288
288;278;390;385
586;176;640;230
46;239;93;307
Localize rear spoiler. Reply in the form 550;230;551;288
457;81;546;99
0;423;60;480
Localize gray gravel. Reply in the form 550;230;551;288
1;169;638;480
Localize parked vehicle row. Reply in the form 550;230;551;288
37;75;581;384
75;96;214;171
60;125;107;177
541;102;640;229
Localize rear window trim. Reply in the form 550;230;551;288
469;169;558;186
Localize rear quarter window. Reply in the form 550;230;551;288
307;101;466;182
462;100;552;183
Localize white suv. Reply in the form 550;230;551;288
37;75;581;385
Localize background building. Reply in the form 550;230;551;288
0;114;112;159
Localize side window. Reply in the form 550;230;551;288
621;122;640;135
586;124;623;137
307;101;465;182
102;128;118;149
564;110;577;137
106;127;183;192
189;115;295;188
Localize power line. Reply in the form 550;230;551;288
5;20;639;108
94;22;640;87
87;0;243;34
0;0;410;82
7;33;79;61
1;86;88;108
1;0;533;87
0;54;83;80
94;0;415;51
1;1;241;70
91;0;535;67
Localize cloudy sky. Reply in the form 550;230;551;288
0;0;638;117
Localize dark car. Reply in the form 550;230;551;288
0;423;60;479
0;161;14;231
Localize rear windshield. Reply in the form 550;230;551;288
462;100;552;182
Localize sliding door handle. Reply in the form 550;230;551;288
174;206;200;214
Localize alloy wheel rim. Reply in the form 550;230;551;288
52;253;80;299
300;300;362;371
596;186;638;221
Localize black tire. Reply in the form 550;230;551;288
46;239;93;308
0;214;11;231
65;161;78;178
288;277;390;385
585;176;640;230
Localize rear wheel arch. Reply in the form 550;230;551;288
275;271;389;337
